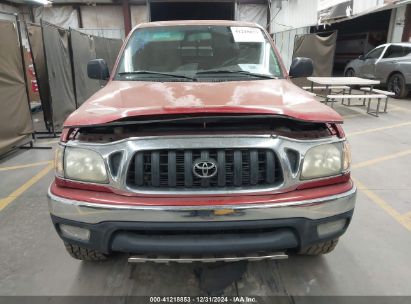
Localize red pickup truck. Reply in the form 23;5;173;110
48;21;356;262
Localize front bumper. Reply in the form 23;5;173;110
48;186;356;255
48;186;356;223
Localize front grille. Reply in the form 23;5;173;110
126;148;283;190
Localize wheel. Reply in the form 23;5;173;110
388;73;409;99
298;239;339;255
345;68;355;77
64;242;109;261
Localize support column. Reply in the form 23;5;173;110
75;4;83;28
402;4;411;42
122;0;132;36
266;0;271;32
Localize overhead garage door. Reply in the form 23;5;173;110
150;1;235;21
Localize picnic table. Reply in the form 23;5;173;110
307;76;380;88
305;77;396;116
307;77;380;99
306;77;382;110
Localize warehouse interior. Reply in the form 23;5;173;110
1;0;411;301
314;9;392;71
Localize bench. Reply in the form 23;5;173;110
360;87;396;96
327;94;388;116
303;85;350;93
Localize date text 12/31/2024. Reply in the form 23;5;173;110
149;296;257;303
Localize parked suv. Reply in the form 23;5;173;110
345;43;411;98
49;21;356;262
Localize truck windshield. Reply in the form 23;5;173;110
116;25;283;81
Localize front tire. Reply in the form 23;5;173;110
388;73;409;99
345;68;355;77
298;239;339;255
64;242;109;261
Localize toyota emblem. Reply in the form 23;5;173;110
193;159;218;179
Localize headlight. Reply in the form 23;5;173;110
54;145;64;177
342;141;351;171
64;147;108;183
301;143;344;180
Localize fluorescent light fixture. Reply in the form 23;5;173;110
29;0;52;5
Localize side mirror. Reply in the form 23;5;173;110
87;59;109;80
289;57;314;78
359;55;365;60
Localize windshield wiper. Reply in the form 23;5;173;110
118;70;195;81
196;70;277;79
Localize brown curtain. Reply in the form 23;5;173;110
292;31;337;87
42;22;76;130
70;29;101;106
94;36;122;75
0;20;34;156
27;24;53;129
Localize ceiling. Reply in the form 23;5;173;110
5;0;116;4
4;0;249;6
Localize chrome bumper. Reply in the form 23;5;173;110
128;252;289;263
48;187;357;224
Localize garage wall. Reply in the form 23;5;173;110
80;5;125;38
78;28;124;39
0;3;18;15
0;12;17;23
237;4;267;28
34;6;79;28
131;5;148;27
81;5;124;29
353;0;387;15
1;2;39;22
270;0;317;34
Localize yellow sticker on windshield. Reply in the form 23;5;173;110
230;27;265;43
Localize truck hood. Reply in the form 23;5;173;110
64;79;343;127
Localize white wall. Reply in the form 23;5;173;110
237;4;267;28
270;0;397;34
78;28;125;39
269;0;315;68
352;0;386;15
0;3;32;22
0;3;18;15
131;5;148;27
0;4;32;50
81;5;123;29
389;5;406;42
34;6;79;28
270;0;318;34
0;9;18;23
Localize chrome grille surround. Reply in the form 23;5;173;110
60;135;345;195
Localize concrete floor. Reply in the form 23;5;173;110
1;96;411;298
